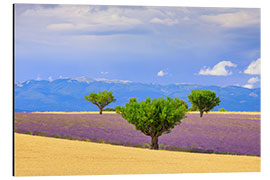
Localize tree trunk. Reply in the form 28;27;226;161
200;111;204;117
151;136;159;150
99;108;102;115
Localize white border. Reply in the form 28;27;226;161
1;0;269;180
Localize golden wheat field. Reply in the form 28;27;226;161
14;133;260;176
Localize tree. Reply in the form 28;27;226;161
180;100;188;109
103;108;116;111
85;91;116;115
219;108;227;112
188;104;199;111
188;89;220;117
116;97;187;150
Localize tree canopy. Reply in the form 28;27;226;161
188;104;199;111
85;90;116;115
188;89;220;117
116;97;187;149
219;108;227;112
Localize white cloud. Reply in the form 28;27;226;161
16;4;260;53
182;16;190;21
243;84;253;89
36;76;42;81
22;5;144;35
100;71;108;75
59;75;69;79
247;76;260;84
244;58;261;75
199;61;237;76
47;23;75;31
249;92;258;97
242;76;260;89
46;17;142;33
48;76;53;82
200;10;260;28
157;70;168;77
150;17;179;26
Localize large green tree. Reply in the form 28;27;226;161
85;90;116;115
188;89;220;117
116;97;187;150
188;105;199;111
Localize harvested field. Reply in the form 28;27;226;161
14;133;260;176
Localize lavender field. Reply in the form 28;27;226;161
14;112;260;156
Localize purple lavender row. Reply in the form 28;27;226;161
14;113;260;156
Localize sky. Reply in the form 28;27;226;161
14;4;261;88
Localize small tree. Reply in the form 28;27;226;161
103;108;116;111
85;90;116;115
219;108;227;112
116;97;187;150
188;89;220;117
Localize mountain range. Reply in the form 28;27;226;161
14;77;260;112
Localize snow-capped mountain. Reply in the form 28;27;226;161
14;77;260;112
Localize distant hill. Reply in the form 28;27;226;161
14;77;260;112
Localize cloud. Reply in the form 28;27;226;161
249;92;258;97
47;23;75;31
200;10;260;28
16;4;260;49
244;58;261;75
247;76;259;84
48;76;53;82
199;61;237;76
150;17;179;26
21;5;146;37
36;76;42;81
243;84;253;89
100;71;108;75
242;76;260;89
59;75;69;79
157;70;168;77
46;18;145;36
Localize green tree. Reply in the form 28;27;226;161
188;89;220;117
103;108;116;111
85;91;116;115
116;97;187;150
180;100;188;109
219;108;227;112
188;104;199;111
